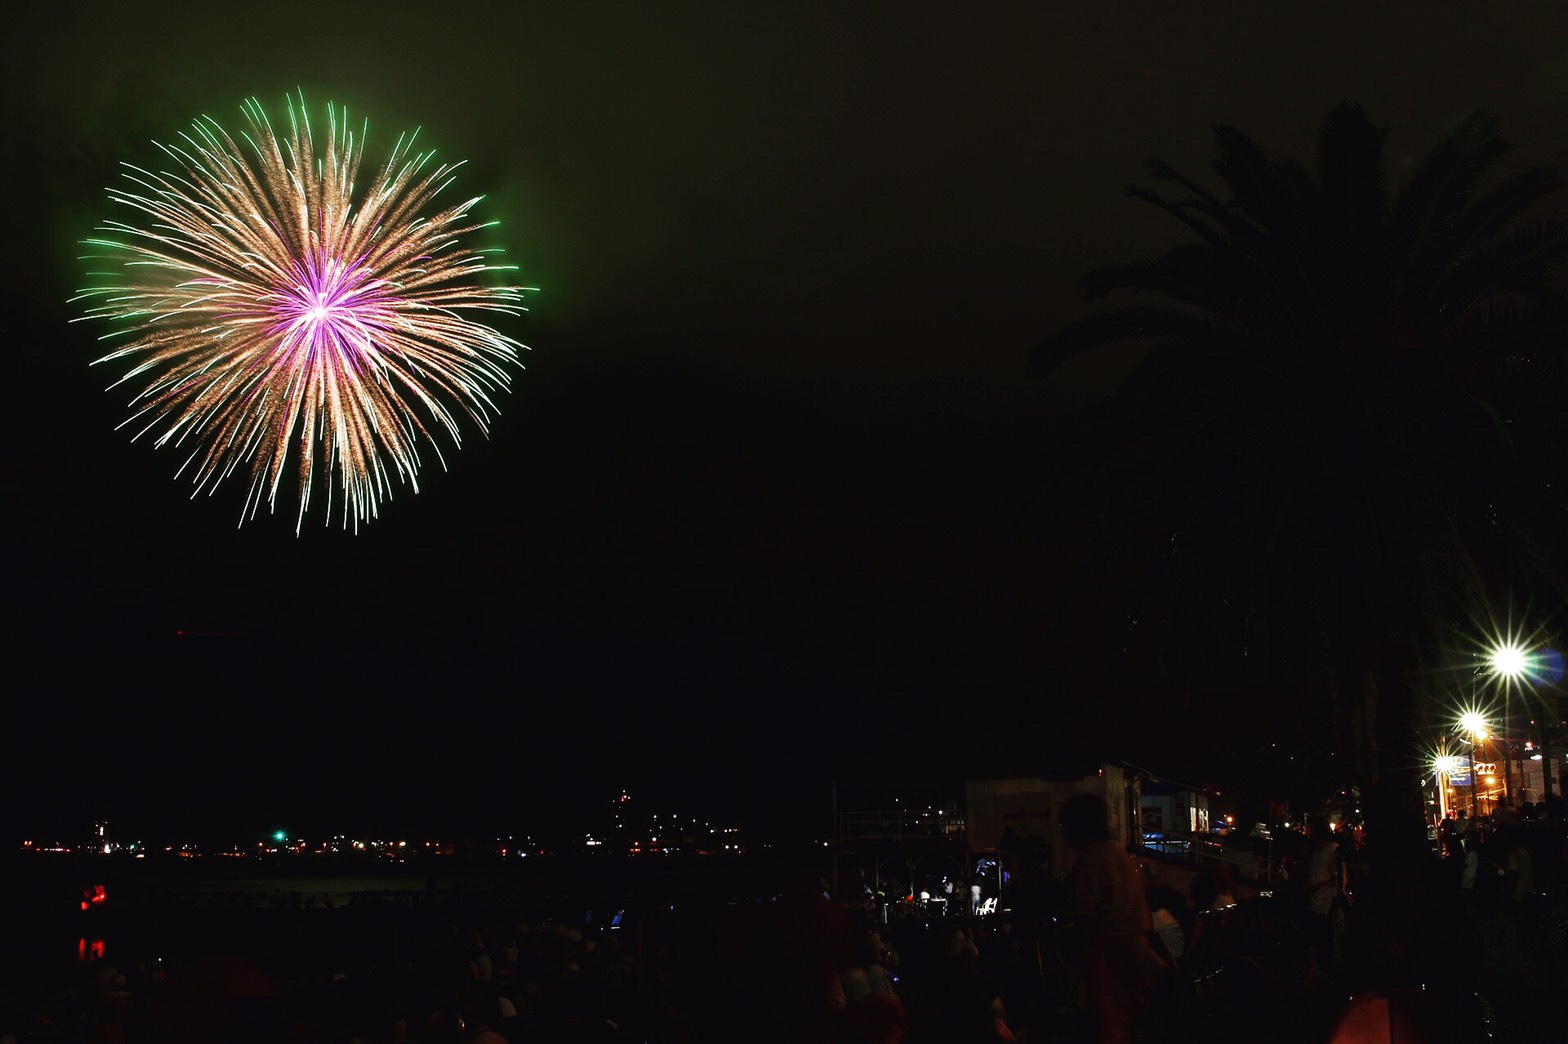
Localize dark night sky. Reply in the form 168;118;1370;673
5;2;1568;840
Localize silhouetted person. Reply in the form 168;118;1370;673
1305;815;1342;982
1060;793;1162;1044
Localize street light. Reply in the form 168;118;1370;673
1456;711;1488;815
1485;636;1560;802
1483;643;1526;804
1433;751;1463;824
1489;643;1529;680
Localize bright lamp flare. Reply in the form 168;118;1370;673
1489;643;1531;680
1459;711;1488;737
1433;754;1463;776
73;94;532;531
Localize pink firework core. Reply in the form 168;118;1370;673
270;252;394;368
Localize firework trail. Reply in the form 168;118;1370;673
74;93;533;532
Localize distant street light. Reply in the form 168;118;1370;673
1433;750;1462;823
1457;712;1487;815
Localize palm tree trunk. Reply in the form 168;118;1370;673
1355;661;1431;978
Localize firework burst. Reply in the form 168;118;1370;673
73;93;533;531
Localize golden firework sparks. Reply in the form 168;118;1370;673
74;93;534;532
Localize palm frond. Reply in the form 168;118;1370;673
1431;219;1568;314
1141;159;1274;249
1121;184;1241;254
1317;103;1388;222
1210;122;1284;220
1447;166;1564;255
1079;244;1251;313
1144;157;1234;211
1392;108;1509;255
1315;103;1389;292
1112;326;1250;416
1028;306;1227;376
1206;128;1330;326
1212;125;1319;243
1132;157;1333;326
1464;289;1568;344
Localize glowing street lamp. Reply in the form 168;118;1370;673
1433;750;1463;823
1483;643;1526;804
1489;643;1530;681
1457;711;1488;815
1483;633;1563;801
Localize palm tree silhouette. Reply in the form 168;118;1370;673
1032;103;1568;901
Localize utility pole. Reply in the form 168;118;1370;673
831;778;839;900
1467;738;1479;816
1435;736;1450;824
